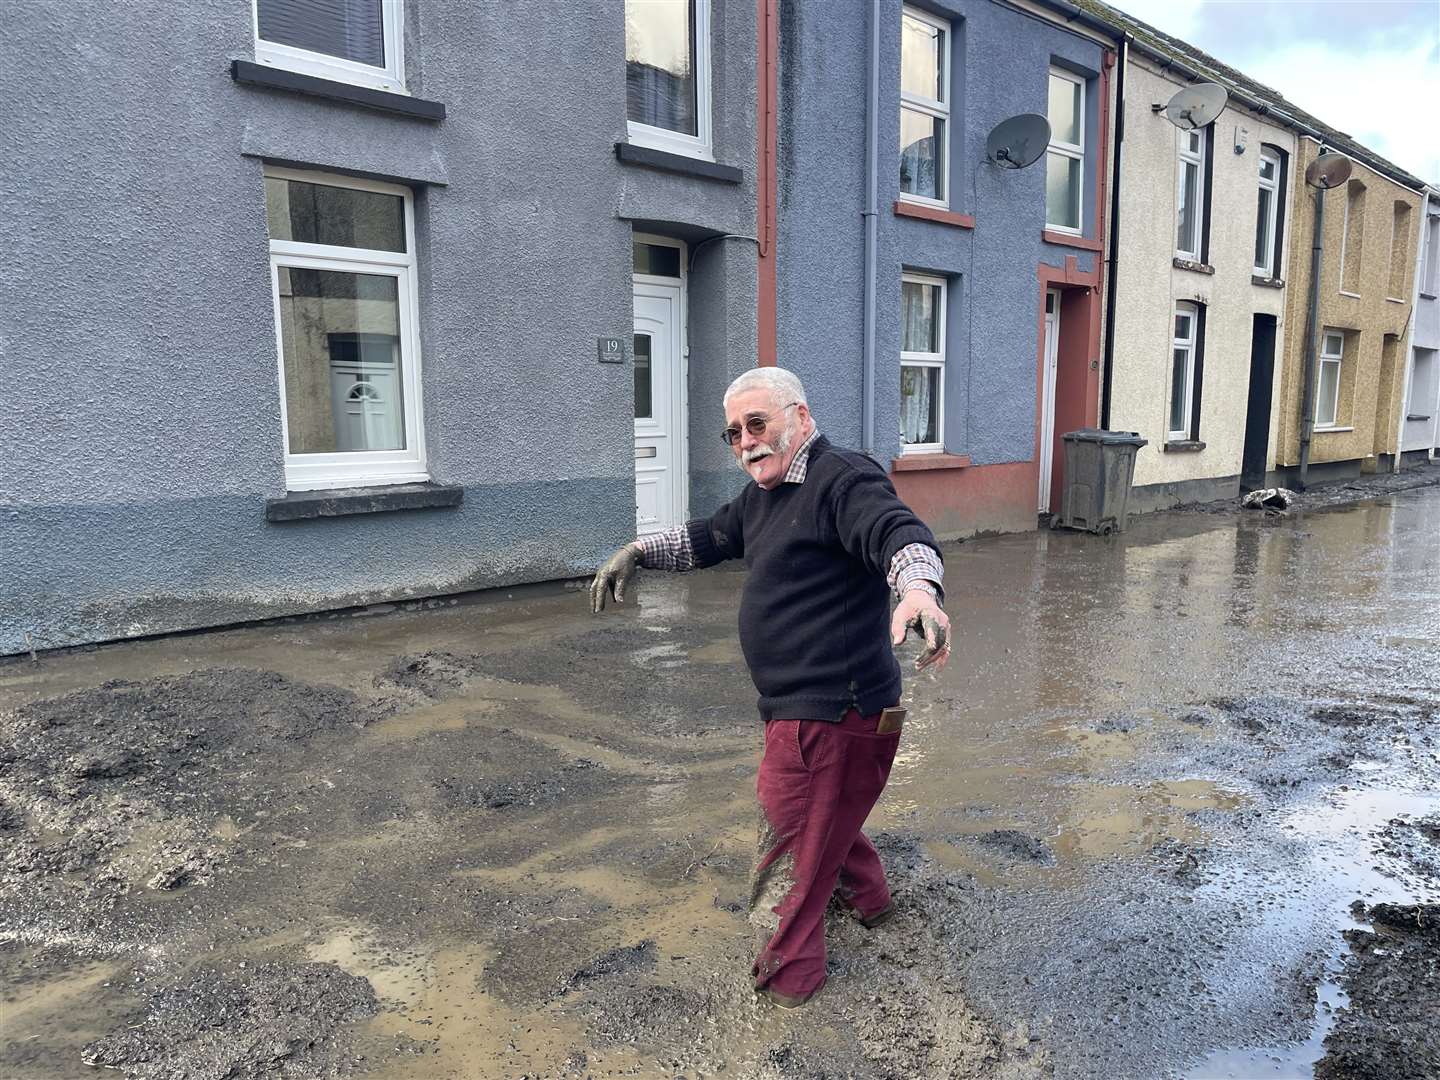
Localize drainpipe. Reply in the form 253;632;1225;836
1297;179;1327;491
861;0;880;458
1099;36;1129;430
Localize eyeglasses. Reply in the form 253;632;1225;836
721;402;799;446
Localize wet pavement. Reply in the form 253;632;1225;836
2;481;1438;1079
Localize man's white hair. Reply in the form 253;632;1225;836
723;366;808;410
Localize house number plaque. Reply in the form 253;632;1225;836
597;337;626;363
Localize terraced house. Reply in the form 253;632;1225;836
6;0;767;654
775;0;1118;537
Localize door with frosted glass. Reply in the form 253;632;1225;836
633;285;683;534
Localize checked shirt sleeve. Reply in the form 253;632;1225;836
886;542;944;602
635;524;697;572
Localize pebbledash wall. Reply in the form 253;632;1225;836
1106;55;1296;512
2;0;758;655
775;0;1113;540
1273;143;1423;483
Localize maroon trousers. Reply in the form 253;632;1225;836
749;708;901;999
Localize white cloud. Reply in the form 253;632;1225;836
1108;0;1440;183
1238;38;1440;183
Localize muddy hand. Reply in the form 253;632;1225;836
891;590;951;671
590;544;640;613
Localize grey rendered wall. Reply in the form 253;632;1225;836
1;0;756;653
776;0;1103;466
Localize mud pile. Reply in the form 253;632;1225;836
80;961;377;1079
0;669;378;926
1317;811;1440;1080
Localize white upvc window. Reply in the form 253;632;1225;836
1254;147;1281;276
1176;128;1207;260
900;273;946;453
253;0;405;93
1316;330;1345;428
625;0;713;161
1168;302;1199;440
899;5;951;207
1425;213;1440;295
1045;68;1085;232
265;167;427;491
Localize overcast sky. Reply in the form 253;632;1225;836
1111;0;1440;184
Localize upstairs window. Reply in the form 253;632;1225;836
254;0;405;92
265;168;426;490
1046;68;1084;232
1388;201;1413;300
900;273;947;452
1316;330;1345;427
1176;128;1207;261
1341;178;1366;294
1426;213;1440;295
899;6;950;206
1254;147;1282;276
626;0;713;160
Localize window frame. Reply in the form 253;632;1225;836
1176;128;1207;261
899;271;947;454
252;0;406;94
625;0;714;162
1425;212;1440;295
1168;301;1200;441
1316;330;1345;429
1045;67;1086;234
265;166;427;491
1254;147;1281;276
897;5;951;209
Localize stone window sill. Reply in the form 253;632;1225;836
231;60;446;120
614;143;743;184
1044;230;1102;251
894;200;975;229
1339;290;1362;299
1163;440;1206;453
1314;426;1354;434
1173;257;1214;275
1385;296;1408;304
266;482;464;522
891;452;972;472
1251;274;1285;289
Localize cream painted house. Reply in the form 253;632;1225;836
1105;50;1296;510
1080;0;1430;509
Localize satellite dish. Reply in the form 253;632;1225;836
1161;82;1228;130
986;113;1051;170
1305;152;1353;189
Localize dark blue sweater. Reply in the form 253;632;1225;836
686;436;941;721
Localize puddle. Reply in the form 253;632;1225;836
1185;786;1440;1079
1053;778;1247;862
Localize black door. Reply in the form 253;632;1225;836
1241;314;1277;487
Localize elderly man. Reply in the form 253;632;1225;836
590;366;949;1008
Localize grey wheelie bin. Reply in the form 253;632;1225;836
1055;429;1147;535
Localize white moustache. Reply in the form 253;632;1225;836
742;447;774;464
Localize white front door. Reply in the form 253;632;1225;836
1038;288;1061;513
633;282;686;534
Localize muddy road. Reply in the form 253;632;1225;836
2;482;1438;1079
